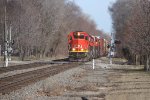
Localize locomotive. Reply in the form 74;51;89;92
68;31;109;61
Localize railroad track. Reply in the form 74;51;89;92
0;63;49;74
0;62;80;94
0;58;70;74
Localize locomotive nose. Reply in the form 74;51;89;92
76;44;82;48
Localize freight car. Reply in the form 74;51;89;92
68;31;109;61
100;38;109;56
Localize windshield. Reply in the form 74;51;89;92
73;32;85;39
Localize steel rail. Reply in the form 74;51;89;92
0;63;79;94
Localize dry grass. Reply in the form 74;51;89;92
72;71;86;80
37;85;73;97
73;84;99;92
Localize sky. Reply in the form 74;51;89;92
73;0;116;34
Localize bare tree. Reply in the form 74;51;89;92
0;0;106;61
110;0;150;70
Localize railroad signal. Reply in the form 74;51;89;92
11;40;15;45
114;40;121;44
107;44;111;48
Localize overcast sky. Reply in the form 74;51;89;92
73;0;116;34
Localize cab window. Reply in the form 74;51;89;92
85;36;89;40
70;36;72;40
73;34;84;39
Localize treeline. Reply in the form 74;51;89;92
0;0;107;60
109;0;150;70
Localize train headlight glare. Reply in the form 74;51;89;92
81;49;84;51
77;32;80;36
72;48;75;51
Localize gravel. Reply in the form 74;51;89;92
0;65;86;100
1;57;148;100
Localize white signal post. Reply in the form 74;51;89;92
92;38;95;70
109;33;114;64
93;58;95;69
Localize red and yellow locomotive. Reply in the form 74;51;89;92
68;31;92;61
68;31;109;61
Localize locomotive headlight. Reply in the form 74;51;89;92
77;32;80;36
81;48;84;51
72;48;75;51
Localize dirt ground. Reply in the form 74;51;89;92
1;57;150;100
35;57;150;100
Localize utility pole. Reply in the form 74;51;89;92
8;25;12;61
0;45;1;57
4;0;8;67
